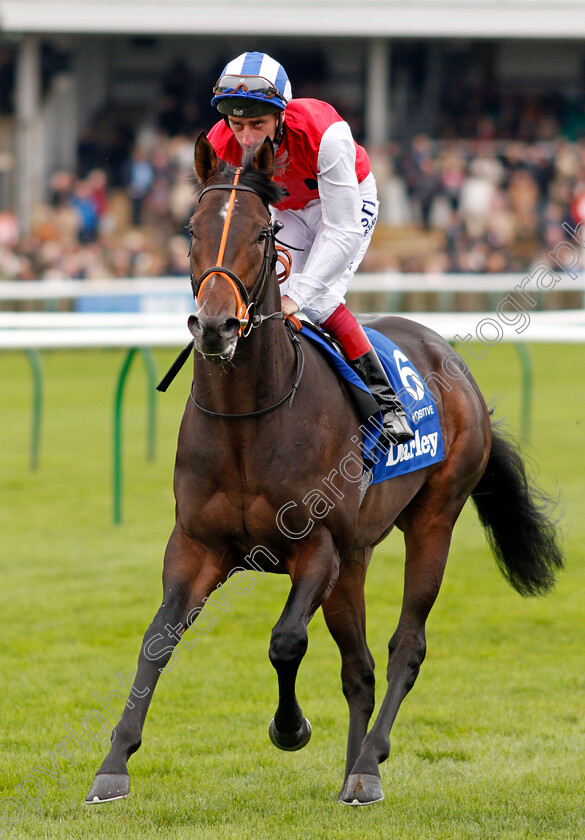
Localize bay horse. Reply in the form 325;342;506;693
86;134;563;806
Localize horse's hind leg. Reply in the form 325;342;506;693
85;525;224;803
268;530;340;752
342;496;467;805
321;548;376;799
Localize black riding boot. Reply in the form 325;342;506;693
352;349;414;445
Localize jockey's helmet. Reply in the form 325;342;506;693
212;52;292;117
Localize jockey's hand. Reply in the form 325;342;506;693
281;295;299;315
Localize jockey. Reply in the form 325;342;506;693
208;51;414;444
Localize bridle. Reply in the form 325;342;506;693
190;167;279;339
156;167;304;418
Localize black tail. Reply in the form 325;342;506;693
471;428;564;597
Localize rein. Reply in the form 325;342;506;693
188;322;304;419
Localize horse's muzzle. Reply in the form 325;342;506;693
188;312;240;363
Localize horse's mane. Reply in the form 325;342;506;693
195;148;288;208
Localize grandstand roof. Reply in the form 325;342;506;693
2;0;585;39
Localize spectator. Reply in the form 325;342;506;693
124;148;154;226
70;179;100;244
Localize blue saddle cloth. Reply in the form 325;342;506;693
300;323;444;484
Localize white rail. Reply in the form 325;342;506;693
0;278;190;301
3;307;583;523
0;271;583;304
1;310;585;349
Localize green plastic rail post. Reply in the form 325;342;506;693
514;343;533;441
25;349;43;470
141;347;157;462
113;347;158;525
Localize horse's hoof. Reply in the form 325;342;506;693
268;717;312;751
340;773;384;806
85;773;130;804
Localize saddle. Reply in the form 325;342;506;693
293;317;380;424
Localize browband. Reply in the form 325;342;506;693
199;183;270;211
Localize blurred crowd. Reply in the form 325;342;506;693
365;133;585;273
2;97;585;280
0;132;196;282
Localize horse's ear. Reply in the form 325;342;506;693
194;131;218;184
252;138;275;180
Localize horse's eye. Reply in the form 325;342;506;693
257;230;267;243
187;226;197;257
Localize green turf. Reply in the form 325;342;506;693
0;343;583;839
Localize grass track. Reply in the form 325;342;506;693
0;342;584;839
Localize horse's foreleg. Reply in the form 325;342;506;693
85;526;224;804
268;530;339;752
342;510;460;806
321;549;375;798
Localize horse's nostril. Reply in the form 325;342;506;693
220;317;242;337
187;314;201;336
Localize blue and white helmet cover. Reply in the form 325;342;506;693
212;51;292;111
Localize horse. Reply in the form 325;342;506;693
86;133;563;807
